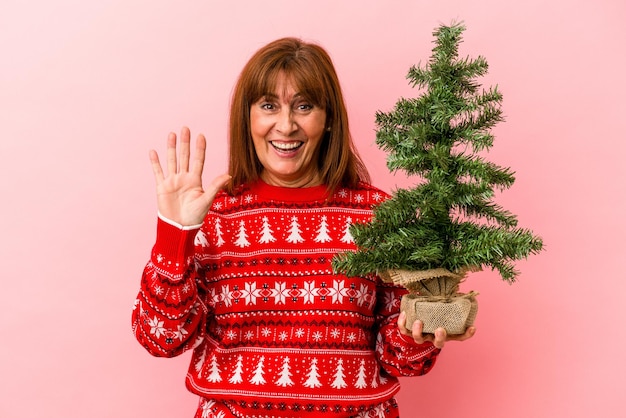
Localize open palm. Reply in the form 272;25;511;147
149;127;230;226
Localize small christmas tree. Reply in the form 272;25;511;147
333;22;543;334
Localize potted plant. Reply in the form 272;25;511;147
332;22;543;334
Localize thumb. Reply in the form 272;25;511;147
205;173;232;200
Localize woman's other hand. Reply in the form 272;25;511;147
397;311;476;349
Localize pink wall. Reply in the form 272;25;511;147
1;1;624;417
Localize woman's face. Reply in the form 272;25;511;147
250;72;327;188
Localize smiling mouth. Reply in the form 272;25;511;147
270;141;304;152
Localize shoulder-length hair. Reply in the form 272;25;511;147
227;37;370;195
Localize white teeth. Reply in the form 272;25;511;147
271;141;303;151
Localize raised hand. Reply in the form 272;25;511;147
149;127;231;226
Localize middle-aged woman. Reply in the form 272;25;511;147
132;37;475;418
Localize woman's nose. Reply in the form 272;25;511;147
276;109;297;134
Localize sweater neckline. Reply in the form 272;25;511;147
250;179;329;202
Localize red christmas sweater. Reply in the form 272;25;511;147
132;180;440;417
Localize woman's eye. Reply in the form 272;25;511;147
296;103;313;112
260;102;276;111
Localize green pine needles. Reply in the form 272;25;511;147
333;22;543;283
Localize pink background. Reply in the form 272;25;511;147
1;1;625;417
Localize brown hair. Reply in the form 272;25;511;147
227;37;370;194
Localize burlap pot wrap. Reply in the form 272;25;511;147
400;292;478;335
380;267;477;297
380;268;463;287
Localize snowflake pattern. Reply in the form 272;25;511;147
175;324;188;341
147;316;165;338
208;279;375;309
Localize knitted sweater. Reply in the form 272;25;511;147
132;180;440;417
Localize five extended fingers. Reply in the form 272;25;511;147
151;127;209;180
149;127;230;225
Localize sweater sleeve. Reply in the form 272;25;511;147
374;281;441;377
131;216;209;357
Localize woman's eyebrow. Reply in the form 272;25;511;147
260;92;304;101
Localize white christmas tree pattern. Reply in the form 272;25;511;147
249;356;266;385
354;359;368;389
314;215;333;243
228;355;244;384
286;216;305;243
275;356;294;387
340;217;354;244
234;220;250;248
194;230;209;247
331;358;347;389
379;372;388;385
303;358;322;388
207;354;222;383
370;366;379;388
214;218;225;247
195;349;207;377
207;211;375;248
258;216;277;244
